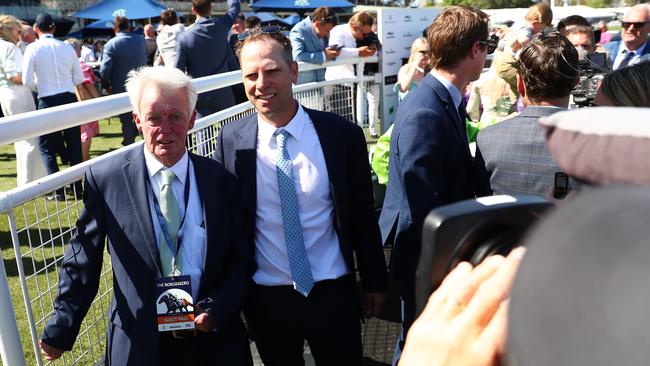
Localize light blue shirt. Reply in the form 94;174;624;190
613;41;648;70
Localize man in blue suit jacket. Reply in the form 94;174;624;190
176;0;240;118
100;16;147;145
378;6;492;363
215;30;387;365
40;67;252;365
289;6;340;84
604;4;650;70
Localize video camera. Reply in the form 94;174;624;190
415;195;551;316
571;52;610;107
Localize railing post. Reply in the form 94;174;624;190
356;60;367;128
0;216;27;366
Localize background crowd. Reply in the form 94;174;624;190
1;0;650;365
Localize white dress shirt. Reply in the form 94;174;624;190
156;23;185;67
253;104;349;286
613;41;648;70
22;33;83;97
80;45;96;63
144;148;206;300
325;24;360;81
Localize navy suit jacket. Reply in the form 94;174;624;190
474;106;581;197
175;0;240;114
100;32;147;93
214;107;388;294
604;40;650;69
41;148;252;365
290;17;328;83
378;74;479;287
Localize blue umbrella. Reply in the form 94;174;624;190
85;19;114;29
250;0;354;14
282;14;301;26
74;0;166;20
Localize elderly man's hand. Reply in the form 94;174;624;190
194;312;215;333
399;247;525;366
325;47;341;60
358;46;376;57
40;340;64;361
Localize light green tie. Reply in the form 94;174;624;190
159;169;181;276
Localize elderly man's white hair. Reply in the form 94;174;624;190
125;66;197;116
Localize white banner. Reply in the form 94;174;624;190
377;7;441;132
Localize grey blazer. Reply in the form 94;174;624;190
475;106;581;198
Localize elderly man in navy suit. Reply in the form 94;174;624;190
176;0;240;118
604;4;650;70
475;33;582;198
215;29;387;365
100;16;147;146
378;6;493;363
289;6;340;84
39;66;252;365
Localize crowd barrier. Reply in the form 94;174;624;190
0;56;380;366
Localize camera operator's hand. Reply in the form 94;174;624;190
399;247;525;366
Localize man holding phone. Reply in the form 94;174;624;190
290;6;339;84
324;11;377;122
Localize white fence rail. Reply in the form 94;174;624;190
0;57;380;365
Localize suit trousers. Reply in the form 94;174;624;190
157;329;253;366
38;92;82;176
245;274;362;366
119;112;138;146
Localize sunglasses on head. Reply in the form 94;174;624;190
622;21;650;29
478;39;498;54
238;25;283;41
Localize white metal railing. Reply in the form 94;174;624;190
0;56;380;366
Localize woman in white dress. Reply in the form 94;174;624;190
0;15;46;186
155;9;185;67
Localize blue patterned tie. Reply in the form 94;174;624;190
274;129;314;297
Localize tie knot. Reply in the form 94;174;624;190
160;169;176;185
274;129;289;145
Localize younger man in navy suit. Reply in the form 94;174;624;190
378;6;493;363
215;29;387;365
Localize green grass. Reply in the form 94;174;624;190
0;118;130;365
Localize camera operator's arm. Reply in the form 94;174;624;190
399;247;525;366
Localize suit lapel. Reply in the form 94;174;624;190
426;75;471;155
121;149;162;276
190;154;216;295
235;116;259;215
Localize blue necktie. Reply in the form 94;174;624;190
618;50;635;69
274;129;314;297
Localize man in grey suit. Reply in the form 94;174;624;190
100;16;147;145
475;33;582;198
175;0;240;118
289;7;340;84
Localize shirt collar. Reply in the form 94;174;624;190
620;41;647;55
40;33;53;39
430;70;463;109
143;146;189;185
258;101;306;145
195;16;208;23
